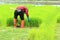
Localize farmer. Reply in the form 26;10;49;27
14;6;30;28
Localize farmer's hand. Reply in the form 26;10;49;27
27;17;30;22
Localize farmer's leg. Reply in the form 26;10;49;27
14;10;18;27
21;20;24;28
14;18;16;27
19;10;24;28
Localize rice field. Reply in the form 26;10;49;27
0;4;60;40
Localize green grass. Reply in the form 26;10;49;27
0;4;60;40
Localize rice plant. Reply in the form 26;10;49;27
6;18;42;27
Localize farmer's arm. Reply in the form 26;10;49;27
25;8;29;17
25;8;30;22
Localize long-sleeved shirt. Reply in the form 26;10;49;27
16;6;29;17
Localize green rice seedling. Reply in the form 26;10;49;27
6;17;42;27
57;17;60;23
24;18;42;27
7;18;14;26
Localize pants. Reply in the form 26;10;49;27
14;10;24;20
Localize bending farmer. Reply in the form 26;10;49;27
14;6;30;28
